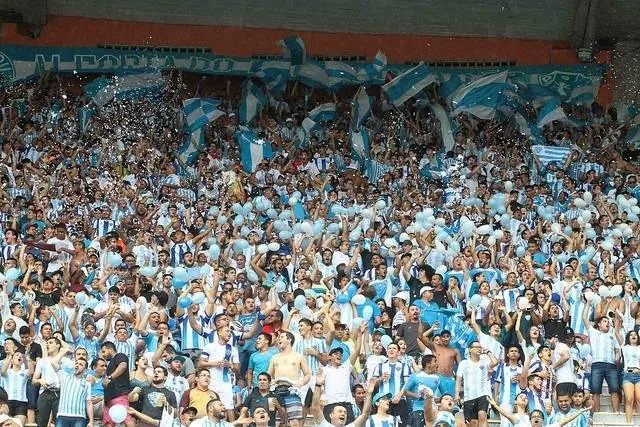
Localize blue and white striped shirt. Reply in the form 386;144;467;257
493;362;523;408
293;335;327;375
57;370;91;419
3;368;27;402
373;360;412;397
588;326;619;364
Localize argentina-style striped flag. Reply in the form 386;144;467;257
183;98;225;133
438;73;463;105
350;129;370;165
531;145;572;167
372;50;387;71
536;98;566;128
251;60;290;95
293;61;329;89
351;86;372;130
357;50;387;85
237;127;274;172
427;102;459;152
325;61;360;90
450;71;509;120
239;80;267;125
364;158;394;182
309;103;336;123
279;36;306;65
382;62;436;107
177;127;206;166
77;105;95;135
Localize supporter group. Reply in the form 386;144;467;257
0;58;638;427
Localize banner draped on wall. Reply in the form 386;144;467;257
0;44;603;105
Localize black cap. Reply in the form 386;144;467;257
182;407;197;415
565;327;575;337
329;347;344;356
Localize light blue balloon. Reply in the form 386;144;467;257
173;267;188;281
275;281;286;292
240;226;251;237
108;404;128;424
108;253;122;268
327;223;340;235
75;292;88;306
313;220;325;236
209;244;221;260
192;292;206;304
234;239;249;251
273;220;286;231
461;222;474;238
231;203;243;214
247;270;259;282
279;210;292;220
294;295;306;310
209;206;220;217
217;214;228;225
178;296;192;308
279;230;293;240
496;205;506;215
563;226;573;236
233;215;244;226
242;202;253;215
515;246;526;257
535;268;544;279
266;208;278;219
172;278;187;289
140;266;158;277
380;335;393;348
86;298;99;309
469;294;482;307
362;305;374;321
336;294;350;304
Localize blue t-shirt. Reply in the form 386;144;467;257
248;347;278;386
404;371;443;413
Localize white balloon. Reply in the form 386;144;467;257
581;210;592;222
424;208;434;217
504;181;513;192
517;297;530;310
600;240;614;251
374;200;386;210
583;191;593;204
610;285;623;297
435;218;446;227
268;243;280;252
383;238;398;248
487;236;496;246
598;286;610;298
257;244;269;254
574;198;586;208
591;294;602;306
551;223;562;234
476;225;493;235
492;229;504;240
583;290;594;302
630;198;638;207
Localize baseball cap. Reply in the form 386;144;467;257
329;347;344;356
565;327;575;337
182;407;197;416
373;327;386;335
393;291;409;302
420;286;434;295
433;411;456;427
171;356;186;364
372;391;392;405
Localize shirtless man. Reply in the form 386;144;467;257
268;331;311;427
430;330;461;396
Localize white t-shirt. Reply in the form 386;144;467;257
553;342;575;384
45;237;74;273
323;361;354;404
201;341;239;386
35;356;73;392
457;356;491;401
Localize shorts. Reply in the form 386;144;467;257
463;396;489;421
283;394;303;420
622;371;640;385
103;395;133;425
438;376;456;396
211;383;234;409
7;400;27;416
591;362;620;394
26;380;39;410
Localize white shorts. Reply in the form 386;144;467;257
210;382;234;408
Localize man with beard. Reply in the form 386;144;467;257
190;398;232;427
180;369;219;419
100;341;134;427
240;372;284;427
128;366;177;427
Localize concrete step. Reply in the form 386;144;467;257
593;412;640;424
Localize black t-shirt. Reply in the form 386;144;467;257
139;385;177;422
243;389;278;427
26;342;42;362
396;320;420;356
104;353;130;403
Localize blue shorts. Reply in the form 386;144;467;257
591;362;620;394
622;371;640;385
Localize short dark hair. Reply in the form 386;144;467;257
100;341;116;352
281;331;295;346
257;372;271;382
18;326;30;336
422;354;436;369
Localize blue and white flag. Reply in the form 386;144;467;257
251;60;290;95
279;36;306;65
83;76;110;99
438;74;463;105
427;102;459;152
237;127;274;172
350;86;372;130
357;50;387;85
77;105;95;135
177;127;206;166
364;158;394;182
325;61;359;90
382;62;436;107
532;145;572;167
350;129;370;164
183;98;225;133
451;71;509;120
611;101;640;123
537;98;566;129
92;72;164;108
308;103;336;123
47;100;61;128
239;80;267;125
293;61;329;89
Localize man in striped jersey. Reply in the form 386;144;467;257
372;341;413;425
455;340;498;427
293;317;328;419
55;355;95;427
492;346;523;427
527;346;556;401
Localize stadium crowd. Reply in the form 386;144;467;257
0;66;637;427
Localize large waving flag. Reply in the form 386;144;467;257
251;60;290;95
351;86;372;130
308;103;336;123
427;102;459;152
536;98;566;129
279;36;306;65
77;105;96;135
177;127;205;166
83;76;110;99
183;98;225;133
382;62;436;107
532;145;572;167
239;81;267;125
438;74;463;105
357;50;387;85
611;101;640;123
237;127;274;172
451;71;509;120
325;61;360;90
293;61;329;89
92;73;164;108
350;129;370;164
